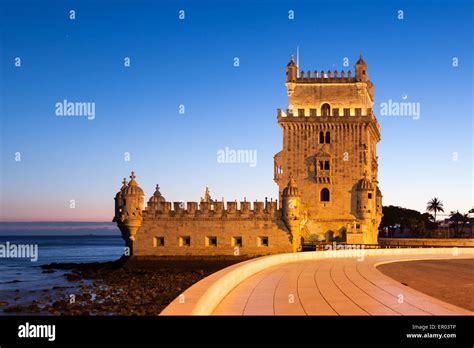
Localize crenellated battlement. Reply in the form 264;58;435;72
277;107;374;118
144;199;280;220
285;54;374;104
292;69;355;83
276;107;381;137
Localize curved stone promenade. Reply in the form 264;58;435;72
161;248;474;316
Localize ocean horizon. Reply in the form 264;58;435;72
0;221;121;236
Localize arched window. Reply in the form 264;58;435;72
321;103;331;116
324;161;330;170
319;161;324;170
325;131;330;144
320;188;330;202
319;131;324;144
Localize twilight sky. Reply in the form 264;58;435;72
0;0;472;221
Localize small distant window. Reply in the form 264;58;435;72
325;131;330;144
321;103;331;116
310;108;317;116
368;193;373;199
277;166;283;174
320;188;330;202
179;236;191;247
356;224;360;229
319;161;324;170
206;236;217;247
258;236;269;247
319;131;325;144
232;236;243;247
355;108;362;116
153;237;164;247
344;108;350;116
333;108;339;117
298;109;305;117
324;161;330;170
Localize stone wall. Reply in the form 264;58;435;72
287;83;373;112
133;216;293;256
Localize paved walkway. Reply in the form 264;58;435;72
212;255;473;315
377;258;474;311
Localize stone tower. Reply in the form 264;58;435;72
113;171;145;254
274;54;382;244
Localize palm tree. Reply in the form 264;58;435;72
426;198;444;224
449;211;463;237
459;213;469;237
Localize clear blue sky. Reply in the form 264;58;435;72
0;0;472;221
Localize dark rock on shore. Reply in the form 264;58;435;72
4;305;23;313
65;273;81;281
13;256;252;316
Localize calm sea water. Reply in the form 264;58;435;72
0;234;124;308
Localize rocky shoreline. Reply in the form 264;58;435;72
2;256;251;315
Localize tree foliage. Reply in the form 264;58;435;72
380;205;437;236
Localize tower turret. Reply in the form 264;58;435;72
355;53;368;82
282;175;302;251
147;184;165;211
113;171;145;255
114;177;128;218
286;55;298;82
376;186;383;215
356;174;374;220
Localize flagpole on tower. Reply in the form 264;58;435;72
296;46;299;77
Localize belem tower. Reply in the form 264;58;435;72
113;54;383;256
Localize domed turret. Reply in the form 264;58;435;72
376;185;383;214
286;55;298;82
150;184;166;202
113;171;145;255
357;174;375;219
123;172;145;196
355;53;368;82
357;176;374;191
147;184;166;210
355;53;366;66
282;175;302;252
282;176;300;197
114;178;128;216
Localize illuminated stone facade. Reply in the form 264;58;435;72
113;54;382;256
274;54;382;245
